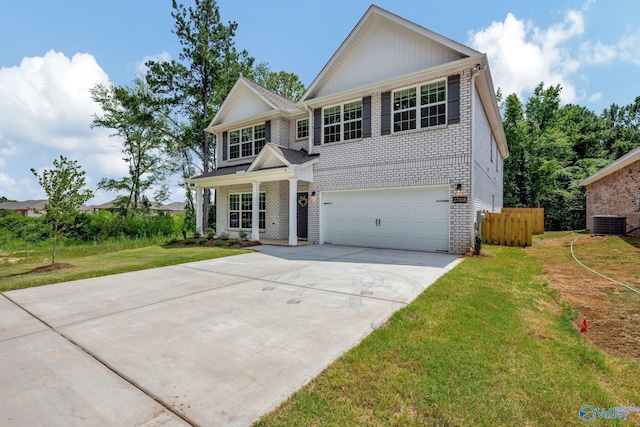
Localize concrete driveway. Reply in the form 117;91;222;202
1;245;460;426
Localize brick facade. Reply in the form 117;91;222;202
585;160;640;236
210;69;501;254
196;7;507;254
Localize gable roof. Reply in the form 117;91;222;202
207;76;297;130
580;145;640;186
0;199;47;210
300;5;481;102
243;78;296;110
190;144;319;180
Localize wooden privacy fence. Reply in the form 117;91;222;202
501;208;544;235
481;208;544;247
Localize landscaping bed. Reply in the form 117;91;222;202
164;237;261;249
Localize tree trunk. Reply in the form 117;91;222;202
52;221;57;265
201;124;211;232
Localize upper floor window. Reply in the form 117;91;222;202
323;100;362;144
229;123;266;160
393;80;446;132
297;119;309;139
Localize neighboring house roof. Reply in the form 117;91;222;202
0;199;47;211
150;202;186;214
160;202;186;211
580;145;640;186
86;200;118;210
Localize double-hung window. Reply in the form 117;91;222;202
323;100;362;144
393;80;446;132
297;119;309;139
229;123;266;159
229;192;266;229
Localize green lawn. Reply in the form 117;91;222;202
0;239;249;292
255;239;640;426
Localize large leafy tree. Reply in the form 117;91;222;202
251;62;306;101
145;0;254;232
91;78;171;215
602;96;640;160
31;156;93;264
501;83;622;230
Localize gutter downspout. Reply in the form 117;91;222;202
303;104;313;154
470;63;487;250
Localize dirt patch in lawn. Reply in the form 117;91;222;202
527;234;640;361
28;263;74;274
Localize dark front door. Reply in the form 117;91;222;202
297;192;308;238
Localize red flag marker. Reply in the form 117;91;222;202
580;319;588;333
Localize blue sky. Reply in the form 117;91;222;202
1;0;639;203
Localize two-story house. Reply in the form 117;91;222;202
187;5;508;254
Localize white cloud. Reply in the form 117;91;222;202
470;10;585;104
0;50;138;203
588;92;602;102
135;51;172;76
581;28;640;66
0;172;15;188
0;50;115;154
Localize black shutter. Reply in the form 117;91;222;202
265;120;271;142
362;96;371;138
381;91;391;135
447;74;460;125
313;108;322;146
222;131;228;161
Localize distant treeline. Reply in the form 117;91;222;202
502;83;640;230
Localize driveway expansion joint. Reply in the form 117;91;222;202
1;292;198;427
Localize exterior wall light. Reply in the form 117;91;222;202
310;191;317;203
455;183;463;196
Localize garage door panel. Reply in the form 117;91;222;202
322;187;450;252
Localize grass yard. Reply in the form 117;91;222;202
255;235;640;426
0;238;249;292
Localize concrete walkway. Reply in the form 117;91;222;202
1;245;461;426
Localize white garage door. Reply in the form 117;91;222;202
322;186;450;252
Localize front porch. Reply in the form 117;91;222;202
186;144;318;246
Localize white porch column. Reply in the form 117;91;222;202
251;181;260;241
195;185;203;235
288;178;298;246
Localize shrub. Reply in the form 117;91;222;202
206;227;216;239
238;229;248;240
474;233;482;255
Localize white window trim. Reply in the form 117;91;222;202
228;192;266;230
228;123;266;160
392;79;447;134
296;118;309;140
321;99;363;144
